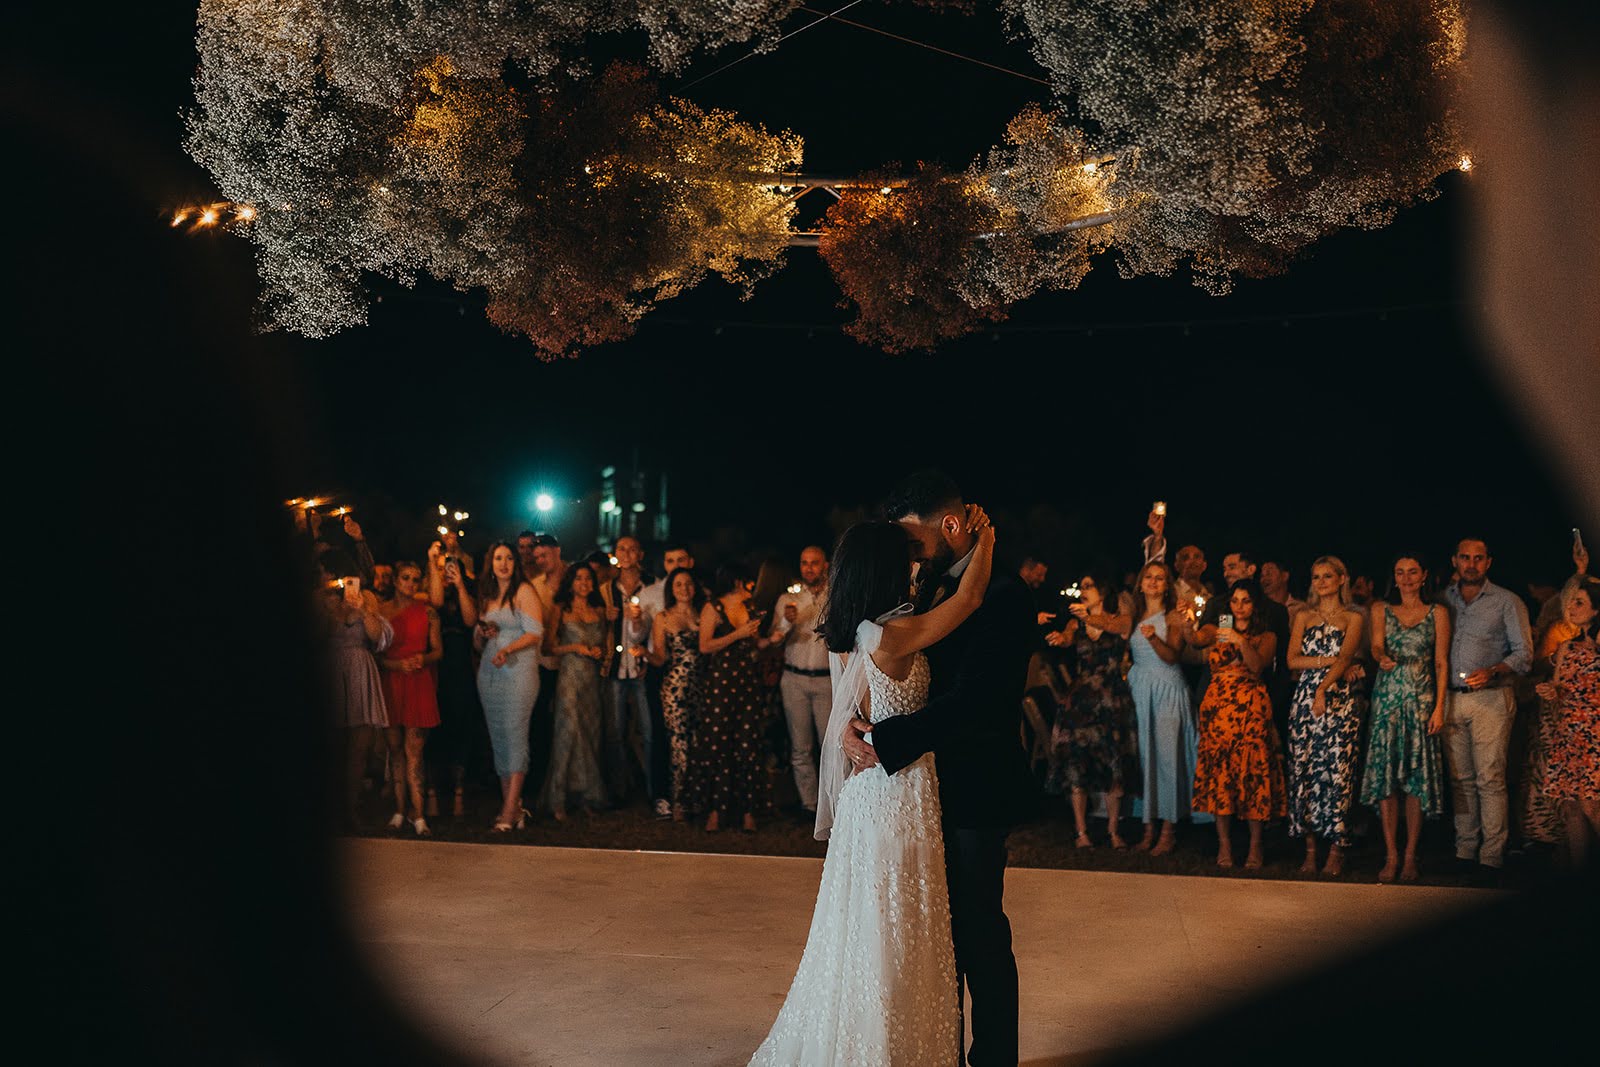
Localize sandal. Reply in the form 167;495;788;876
1150;830;1178;857
1075;831;1093;850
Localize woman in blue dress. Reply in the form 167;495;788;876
1126;561;1201;855
465;541;544;832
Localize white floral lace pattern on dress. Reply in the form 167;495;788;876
749;649;960;1066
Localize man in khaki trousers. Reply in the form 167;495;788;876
1440;538;1533;873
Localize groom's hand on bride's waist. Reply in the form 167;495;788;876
842;718;879;770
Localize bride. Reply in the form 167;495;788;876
750;508;995;1066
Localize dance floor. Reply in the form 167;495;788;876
345;840;1487;1066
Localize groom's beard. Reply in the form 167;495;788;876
926;541;957;582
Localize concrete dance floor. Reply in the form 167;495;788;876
345;840;1486;1066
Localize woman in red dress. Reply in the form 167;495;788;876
379;561;443;835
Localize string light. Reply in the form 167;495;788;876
1457;154;1473;172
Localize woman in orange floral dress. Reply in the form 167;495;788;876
1535;575;1600;867
1191;579;1287;869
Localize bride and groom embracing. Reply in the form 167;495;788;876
750;471;1039;1067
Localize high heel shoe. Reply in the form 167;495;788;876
387;812;405;830
412;817;431;837
492;807;530;833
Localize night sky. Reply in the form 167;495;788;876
58;3;1588;591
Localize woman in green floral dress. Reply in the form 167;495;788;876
1360;555;1450;883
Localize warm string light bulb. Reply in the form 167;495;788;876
1457;154;1473;172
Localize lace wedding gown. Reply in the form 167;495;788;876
749;639;960;1066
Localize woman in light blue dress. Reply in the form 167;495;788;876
466;541;544;832
1126;561;1201;855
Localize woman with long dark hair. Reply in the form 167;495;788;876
1360;553;1450;882
688;562;782;832
688;559;787;831
1044;571;1140;849
1191;579;1286;868
539;561;609;819
468;541;543;832
427;535;483;818
377;561;442;836
750;510;994;1066
648;566;707;821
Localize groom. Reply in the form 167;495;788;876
843;470;1039;1066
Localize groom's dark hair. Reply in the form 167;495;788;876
883;470;964;522
819;522;913;654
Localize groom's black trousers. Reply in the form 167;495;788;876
946;826;1019;1066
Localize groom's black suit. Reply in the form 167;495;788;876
870;565;1039;1066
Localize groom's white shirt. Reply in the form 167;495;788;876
929;545;976;607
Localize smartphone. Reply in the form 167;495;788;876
1154;500;1167;516
1576;527;1586;553
342;576;362;605
1218;613;1235;630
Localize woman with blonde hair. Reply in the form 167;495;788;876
1285;555;1366;876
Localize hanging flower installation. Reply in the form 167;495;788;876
817;107;1114;352
480;64;801;356
184;0;1468;355
185;0;803;353
1006;0;1467;292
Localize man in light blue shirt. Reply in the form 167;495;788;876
1441;537;1533;870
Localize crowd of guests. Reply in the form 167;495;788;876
1024;511;1598;879
312;513;832;838
307;504;1599;880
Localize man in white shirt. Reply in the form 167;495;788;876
526;533;565;797
604;536;657;810
771;545;831;816
638;543;695;616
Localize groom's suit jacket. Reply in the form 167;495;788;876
871;568;1040;830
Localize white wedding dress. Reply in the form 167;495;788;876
749;621;960;1066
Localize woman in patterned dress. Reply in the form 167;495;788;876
1361;554;1450;882
539;562;609;820
1535;575;1600;867
1286;556;1367;877
1044;573;1140;849
692;564;781;833
1191;579;1286;869
649;566;706;822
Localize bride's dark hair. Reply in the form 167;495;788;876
819;521;913;654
